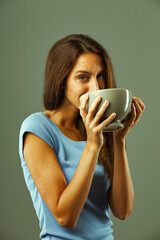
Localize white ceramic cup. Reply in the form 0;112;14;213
80;88;132;132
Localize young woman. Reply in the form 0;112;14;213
19;34;145;240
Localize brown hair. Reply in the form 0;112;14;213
43;34;116;183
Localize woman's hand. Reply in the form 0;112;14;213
113;97;145;141
79;95;116;149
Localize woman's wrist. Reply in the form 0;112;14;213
86;141;101;153
113;134;126;148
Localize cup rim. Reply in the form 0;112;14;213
88;88;131;94
80;88;132;100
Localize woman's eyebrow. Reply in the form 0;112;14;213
76;70;105;74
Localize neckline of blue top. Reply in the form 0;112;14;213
39;112;87;145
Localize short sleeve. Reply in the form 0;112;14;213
19;113;57;160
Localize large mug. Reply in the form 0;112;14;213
80;88;132;132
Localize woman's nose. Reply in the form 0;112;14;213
89;79;99;92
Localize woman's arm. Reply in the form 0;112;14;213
23;95;116;229
108;138;134;220
109;97;145;220
23;132;101;229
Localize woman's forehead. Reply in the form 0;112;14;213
72;53;105;73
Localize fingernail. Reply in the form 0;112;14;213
97;96;101;100
104;100;109;105
85;94;89;99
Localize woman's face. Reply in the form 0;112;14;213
64;52;106;110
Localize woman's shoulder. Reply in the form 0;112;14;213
19;112;58;154
21;111;43;124
21;112;51;128
20;111;59;137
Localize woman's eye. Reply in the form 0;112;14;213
97;74;105;80
78;75;88;80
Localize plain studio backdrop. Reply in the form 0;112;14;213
0;0;160;239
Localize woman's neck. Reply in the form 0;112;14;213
44;103;80;130
43;109;86;141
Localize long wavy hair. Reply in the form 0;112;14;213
43;34;116;183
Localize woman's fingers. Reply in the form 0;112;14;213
79;94;89;120
131;97;145;126
125;102;136;129
133;97;145;111
86;96;102;123
90;100;109;128
93;112;116;133
123;97;145;131
113;96;145;140
132;99;141;125
80;96;116;131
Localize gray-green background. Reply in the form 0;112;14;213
1;0;160;239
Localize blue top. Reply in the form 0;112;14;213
19;112;114;240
